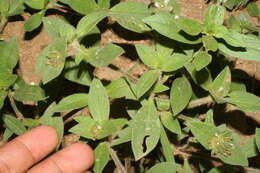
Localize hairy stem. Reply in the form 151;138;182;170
187;96;213;109
8;93;24;119
108;143;127;173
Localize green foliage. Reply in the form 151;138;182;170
1;0;260;172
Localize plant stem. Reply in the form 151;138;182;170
8;93;24;119
187;96;213;109
107;143;127;173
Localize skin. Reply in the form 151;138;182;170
0;126;94;173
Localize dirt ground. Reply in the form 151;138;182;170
2;0;260;171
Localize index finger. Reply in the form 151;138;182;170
0;126;58;173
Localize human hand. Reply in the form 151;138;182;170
0;126;94;173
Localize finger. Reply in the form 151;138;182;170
28;142;94;173
0;126;58;173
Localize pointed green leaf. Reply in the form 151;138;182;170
131;100;161;160
246;2;260;17
61;0;98;15
63;60;92;86
193;51;212;71
0;37;19;70
225;91;260;112
147;162;177;173
134;70;159;99
106;78;136;99
76;11;107;39
53;93;88;112
88;79;110;121
25;0;45;10
241;136;259;158
110;2;150;33
143;13;201;44
93;142;110;173
160;126;176;163
111;126;132;146
136;44;191;72
202;35;218;52
24;11;44;32
81;43;124;67
187;120;218;149
43;17;75;41
69;116;96;139
36;38;67;84
160;112;181;135
218;43;260;61
210;66;231;100
170;77;192;115
204;5;225;26
13;83;46;102
3;128;13;141
175;16;202;36
2;114;26;135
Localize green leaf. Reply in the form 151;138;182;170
241;136;259;158
218;43;260;61
185;62;212;90
25;0;45;10
36;38;67;84
111;126;132;146
205;109;214;125
135;44;191;72
3;128;13;141
256;128;260;152
143;13;201;44
61;0;98;15
160;112;181;135
13;83;46;102
39;102;57;121
204;5;225;26
246;2;260;17
106;78;136;99
155;98;170;111
110;1;151;33
131;100;161;160
152;83;169;93
217;133;248;166
160;126;175;163
98;0;110;9
134;70;159;99
225;91;260;112
40;116;64;146
0;37;19;70
24;11;44;32
230;82;246;92
7;0;25;16
221;31;260;50
202;35;218;51
76;11;107;39
0;90;7;110
53;93;88;112
175;16;202;36
2;114;26;135
187;120;218;149
69;116;96;139
179;159;193;173
81;43;124;67
88;78;110;121
63;60;92;86
170;77;192;116
210;66;231;100
0;70;17;90
147;162;177;173
93;142;110;173
193;51;212;71
43;17;75;41
0;0;9;16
